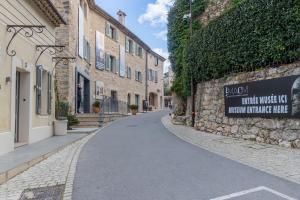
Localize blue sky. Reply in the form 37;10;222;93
95;0;173;72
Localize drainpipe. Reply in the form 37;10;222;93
145;51;148;102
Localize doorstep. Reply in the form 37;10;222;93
0;133;89;185
67;128;99;134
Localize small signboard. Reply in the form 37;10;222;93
224;75;300;118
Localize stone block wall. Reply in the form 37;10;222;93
194;62;300;148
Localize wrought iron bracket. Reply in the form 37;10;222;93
35;45;65;66
52;56;76;75
6;25;46;57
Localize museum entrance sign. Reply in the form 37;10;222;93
224;75;300;118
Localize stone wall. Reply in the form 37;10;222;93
194;62;300;148
199;0;232;25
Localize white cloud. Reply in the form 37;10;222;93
138;0;174;27
153;48;170;73
155;30;168;41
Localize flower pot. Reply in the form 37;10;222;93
54;120;68;136
93;106;100;113
131;109;138;115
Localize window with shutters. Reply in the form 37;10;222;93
125;37;134;54
36;66;52;115
127;67;131;79
83;38;91;64
135;71;143;83
138;46;143;58
36;66;42;114
105;22;118;41
155;71;158;83
155;57;159;66
105;53;117;72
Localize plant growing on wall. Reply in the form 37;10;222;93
168;0;207;98
186;0;300;83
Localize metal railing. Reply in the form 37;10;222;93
99;96;129;115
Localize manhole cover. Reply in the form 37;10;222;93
19;185;65;200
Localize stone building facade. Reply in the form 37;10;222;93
0;0;65;155
54;0;165;113
194;62;300;148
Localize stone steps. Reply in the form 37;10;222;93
75;113;129;128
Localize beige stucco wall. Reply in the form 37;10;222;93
0;0;57;155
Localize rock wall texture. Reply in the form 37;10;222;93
194;62;300;148
199;0;232;25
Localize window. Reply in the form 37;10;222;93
135;70;143;83
127;66;132;79
36;66;42;114
138;46;143;58
105;54;118;74
155;57;159;66
83;38;90;63
125;37;135;54
105;22;118;41
36;66;52;115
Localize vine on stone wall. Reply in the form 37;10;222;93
168;0;300;98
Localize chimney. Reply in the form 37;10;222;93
117;10;126;25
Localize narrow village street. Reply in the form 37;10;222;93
72;111;300;200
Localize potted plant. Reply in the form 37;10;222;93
92;100;101;113
129;104;138;115
54;101;69;136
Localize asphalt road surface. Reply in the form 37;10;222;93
73;110;300;200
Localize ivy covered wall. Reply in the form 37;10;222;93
168;0;300;98
167;0;207;98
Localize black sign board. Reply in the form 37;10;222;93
224;75;300;118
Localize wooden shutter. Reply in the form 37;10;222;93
47;72;52;115
135;44;139;56
140;72;143;83
135;70;138;81
87;41;91;63
105;53;110;71
105;22;110;37
116;58;119;74
155;71;158;83
132;41;135;55
125;37;129;52
36;66;42;114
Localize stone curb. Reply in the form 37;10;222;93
0;129;100;185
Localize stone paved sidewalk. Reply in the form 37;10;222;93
162;116;300;185
0;132;96;200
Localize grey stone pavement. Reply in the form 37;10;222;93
73;110;300;200
162;115;300;185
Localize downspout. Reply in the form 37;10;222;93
145;51;148;102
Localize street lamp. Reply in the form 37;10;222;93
183;0;195;127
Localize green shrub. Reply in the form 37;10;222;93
187;0;300;82
56;102;69;119
129;104;138;110
92;100;100;108
67;114;79;128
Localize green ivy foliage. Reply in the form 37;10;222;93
168;0;208;98
187;0;300;83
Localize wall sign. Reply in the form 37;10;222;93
95;31;105;70
224;75;300;118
